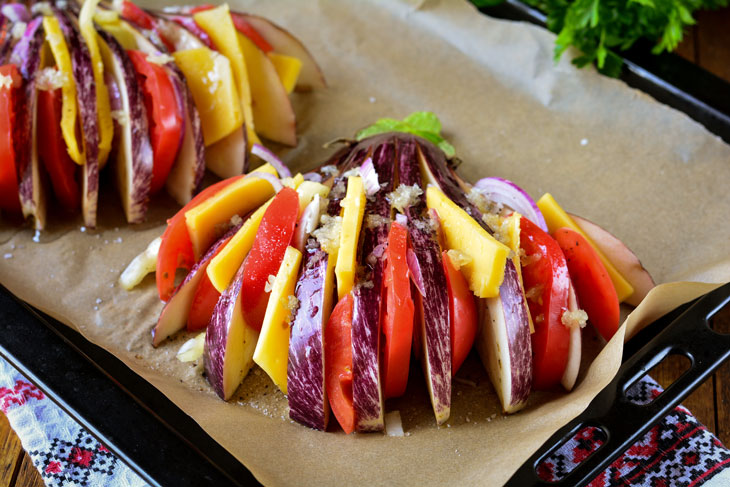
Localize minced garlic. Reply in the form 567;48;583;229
36;67;67;91
0;74;14;91
286;295;299;322
366;214;390;229
264;274;276;293
562;309;588;329
520;249;542;267
312;214;342;254
482;213;511;245
387;184;422;212
525;284;544;305
146;53;175;66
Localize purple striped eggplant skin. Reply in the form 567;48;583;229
350;142;395;433
396;138;451;425
153;223;241;347
204;262;259;401
55;11;100;228
477;259;532;414
97;31;153;224
164;70;206;205
9;17;47;230
287;245;331;431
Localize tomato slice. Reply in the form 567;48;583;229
186;231;236;331
0;64;22;215
120;1;156;30
442;251;477;376
190;5;273;53
519;216;570;390
37;87;79;211
156;175;245;301
240;187;299;332
382;222;415;399
127;50;183;195
325;293;355;434
553;227;620;341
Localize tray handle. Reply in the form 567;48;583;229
507;282;730;487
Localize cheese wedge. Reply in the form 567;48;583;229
536;193;634;302
185;164;277;259
253;246;302;393
173;47;243;146
193;5;260;147
43;16;83;165
268;52;302;94
336;176;366;300
426;186;510;298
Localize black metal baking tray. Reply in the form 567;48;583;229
1;4;730;486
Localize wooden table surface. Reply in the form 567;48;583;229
2;9;729;487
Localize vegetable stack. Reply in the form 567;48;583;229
125;117;657;433
0;0;323;229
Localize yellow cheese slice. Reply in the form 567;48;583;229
185;164;277;259
207;171;307;293
536;193;634;303
336;176;366;300
173;47;243;146
426;186;510;298
79;0;114;167
268;52;301;94
253;246;302;393
43;16;82;165
193;5;260;147
207;199;271;293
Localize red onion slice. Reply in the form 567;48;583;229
1;4;29;23
251;143;292;178
474;177;548;232
406;247;426;297
242;171;283;193
359;157;380;196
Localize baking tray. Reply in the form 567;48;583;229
1;3;730;486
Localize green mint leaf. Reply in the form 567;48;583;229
356;112;455;157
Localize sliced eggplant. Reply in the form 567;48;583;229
204;261;260;401
238;13;326;92
164;70;205;205
153;225;239;347
397;138;451;425
561;283;583;391
205;124;248;179
10;17;47;230
287;245;332;430
55;11;99;228
350;142;396;432
97;30;152;224
477;259;533;413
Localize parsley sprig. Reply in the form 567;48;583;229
474;0;728;76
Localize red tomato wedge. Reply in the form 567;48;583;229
240;187;299;332
442;251;478;376
553;227;620;341
127;50;183;195
0;64;22;215
37;87;79;211
186;232;236;331
190;5;273;52
382;222;414;399
120;1;156;30
325;293;355;434
519;216;571;390
156;175;244;301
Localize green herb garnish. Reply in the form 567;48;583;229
356;111;456;158
473;0;728;77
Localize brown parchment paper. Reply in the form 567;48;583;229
1;0;729;485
